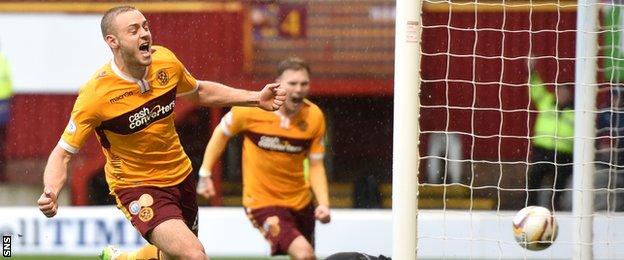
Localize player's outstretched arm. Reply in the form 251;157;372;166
197;127;231;199
189;81;285;111
309;158;331;224
37;145;73;218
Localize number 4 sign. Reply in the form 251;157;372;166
278;4;307;38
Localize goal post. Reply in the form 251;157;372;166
573;0;599;259
392;0;422;259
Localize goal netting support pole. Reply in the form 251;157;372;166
573;0;599;259
392;0;422;259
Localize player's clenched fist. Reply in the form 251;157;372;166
196;176;216;199
258;83;285;111
315;204;331;224
38;187;58;218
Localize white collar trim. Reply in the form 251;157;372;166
274;110;291;129
110;58;148;82
110;58;151;93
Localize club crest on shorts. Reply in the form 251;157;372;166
129;201;141;215
138;193;154;207
139;207;154;222
263;216;280;237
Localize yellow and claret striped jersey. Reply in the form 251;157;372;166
221;100;326;210
59;46;198;190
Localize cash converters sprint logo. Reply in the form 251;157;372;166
258;136;303;153
128;100;175;129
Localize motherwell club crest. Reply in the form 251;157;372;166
156;69;169;86
296;120;308;131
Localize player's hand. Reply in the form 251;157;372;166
196;176;216;199
315;204;331;224
258;83;285;111
38;187;58;218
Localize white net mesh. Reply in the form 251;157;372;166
598;4;624;213
418;1;624;259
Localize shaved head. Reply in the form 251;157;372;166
277;57;311;77
101;6;137;37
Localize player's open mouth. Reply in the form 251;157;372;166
291;97;303;104
139;42;150;55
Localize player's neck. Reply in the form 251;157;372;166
279;106;300;117
113;57;147;80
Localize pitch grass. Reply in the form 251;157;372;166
12;256;282;260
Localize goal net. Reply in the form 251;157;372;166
414;0;624;259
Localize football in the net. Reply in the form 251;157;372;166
512;206;558;251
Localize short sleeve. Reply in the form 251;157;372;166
59;90;100;153
219;107;247;137
156;46;198;96
176;64;199;97
309;111;326;160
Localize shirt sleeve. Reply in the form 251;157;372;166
59;90;101;154
309;111;326;160
176;64;199;97
155;47;198;96
219;107;247;137
153;47;198;96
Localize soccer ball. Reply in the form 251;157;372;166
512;206;558;251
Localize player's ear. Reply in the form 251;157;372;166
104;34;119;49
